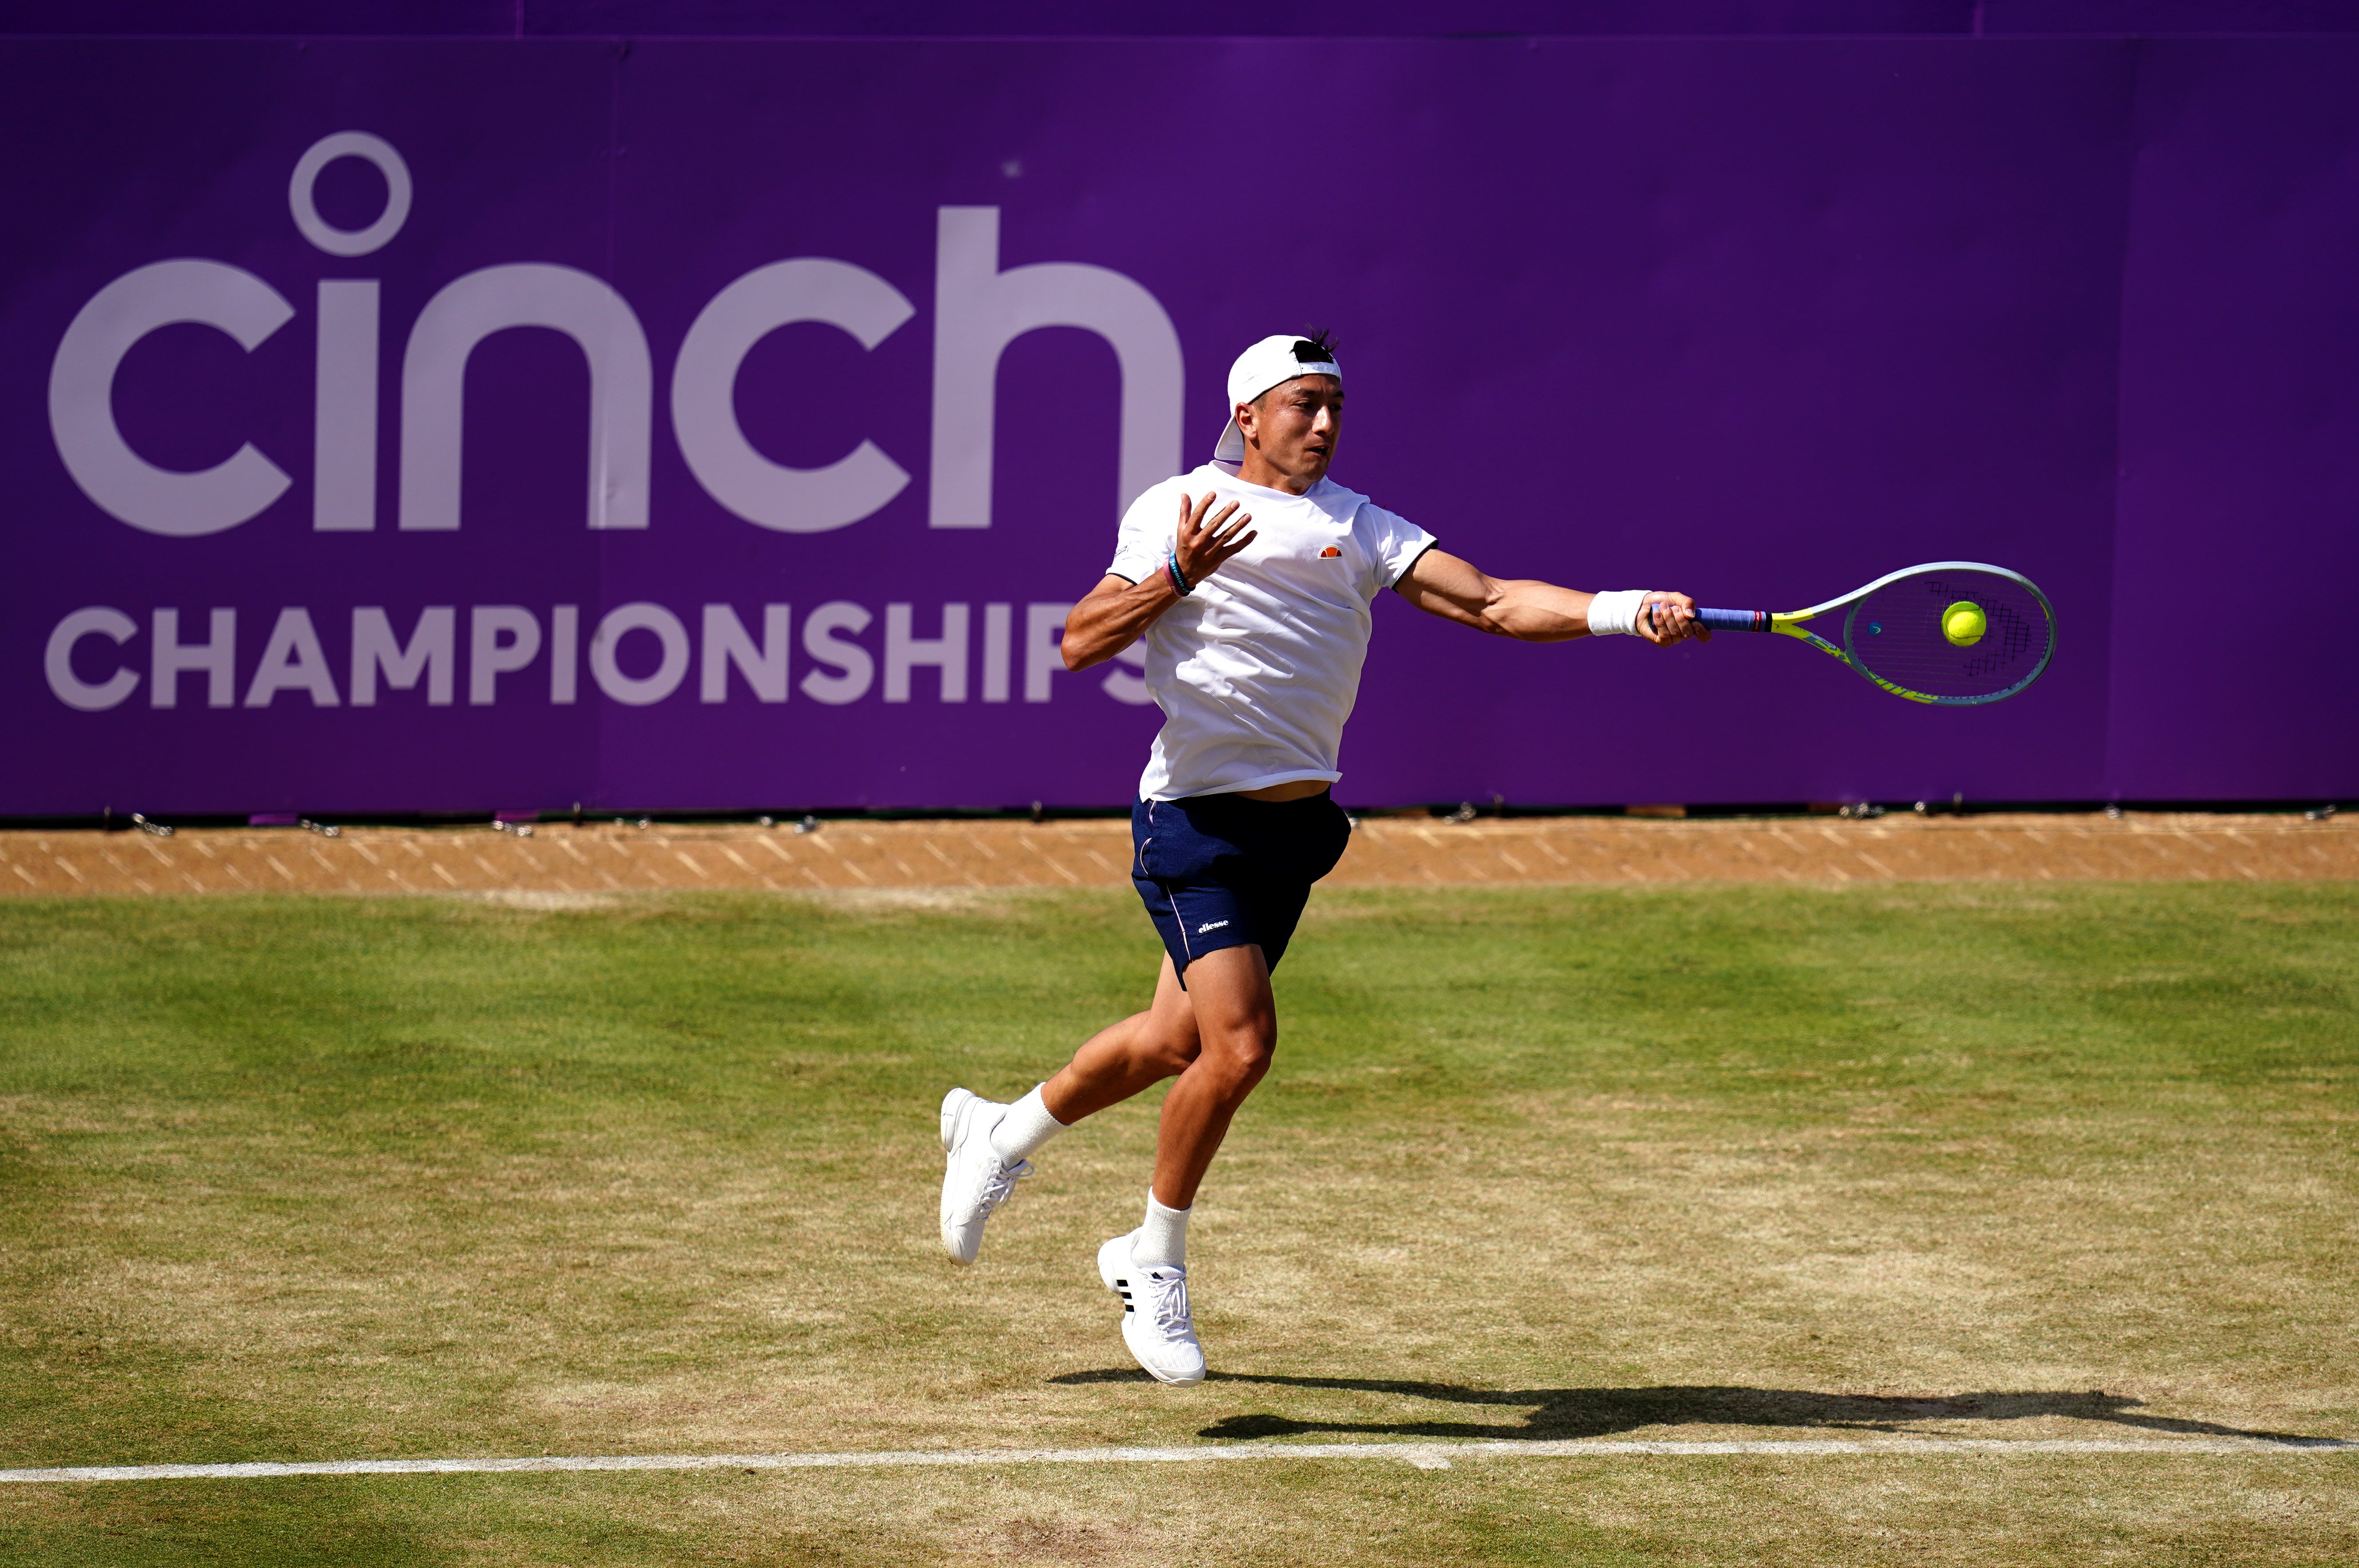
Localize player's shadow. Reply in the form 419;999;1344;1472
1046;1371;2338;1446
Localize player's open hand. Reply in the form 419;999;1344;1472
1640;593;1709;646
1173;492;1256;589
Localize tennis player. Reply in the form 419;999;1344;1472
938;332;1705;1384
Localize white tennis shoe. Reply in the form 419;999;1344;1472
1097;1230;1206;1386
939;1087;1029;1265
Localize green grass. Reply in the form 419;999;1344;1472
0;884;2354;1564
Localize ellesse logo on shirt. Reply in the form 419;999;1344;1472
1318;546;1341;558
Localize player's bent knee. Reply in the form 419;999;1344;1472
1199;1027;1275;1089
1143;1032;1200;1079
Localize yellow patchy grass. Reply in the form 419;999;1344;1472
0;887;2353;1564
6;1077;2347;1456
9;1458;2356;1565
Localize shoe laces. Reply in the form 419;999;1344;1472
1136;1267;1193;1341
975;1157;1031;1214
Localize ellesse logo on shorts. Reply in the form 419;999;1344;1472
1319;546;1341;557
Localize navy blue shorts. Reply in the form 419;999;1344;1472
1132;791;1354;985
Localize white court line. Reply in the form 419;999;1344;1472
2;1435;2348;1483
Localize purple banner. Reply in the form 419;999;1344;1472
4;37;2354;815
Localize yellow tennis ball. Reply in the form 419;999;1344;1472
1943;600;1987;647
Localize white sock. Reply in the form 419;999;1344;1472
1133;1190;1191;1269
989;1084;1066;1169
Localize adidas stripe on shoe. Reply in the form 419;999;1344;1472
1096;1230;1205;1386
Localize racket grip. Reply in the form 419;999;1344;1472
1694;607;1770;633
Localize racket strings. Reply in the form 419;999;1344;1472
1962;598;2036;679
1846;573;2053;703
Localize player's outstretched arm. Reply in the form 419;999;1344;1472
1393;548;1706;646
1062;491;1258;672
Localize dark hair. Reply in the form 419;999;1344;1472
1247;329;1341;412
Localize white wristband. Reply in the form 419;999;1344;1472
1586;589;1653;636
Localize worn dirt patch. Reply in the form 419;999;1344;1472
3;812;2351;898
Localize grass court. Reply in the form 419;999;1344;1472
1;882;2354;1564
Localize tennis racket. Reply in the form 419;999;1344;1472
1657;561;2055;705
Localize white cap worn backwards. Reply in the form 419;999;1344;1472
1213;334;1342;466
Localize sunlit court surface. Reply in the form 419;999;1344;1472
2;860;2354;1564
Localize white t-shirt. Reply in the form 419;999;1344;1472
1106;463;1437;801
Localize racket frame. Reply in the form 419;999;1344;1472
1709;561;2056;706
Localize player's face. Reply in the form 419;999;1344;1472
1239;374;1343;490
